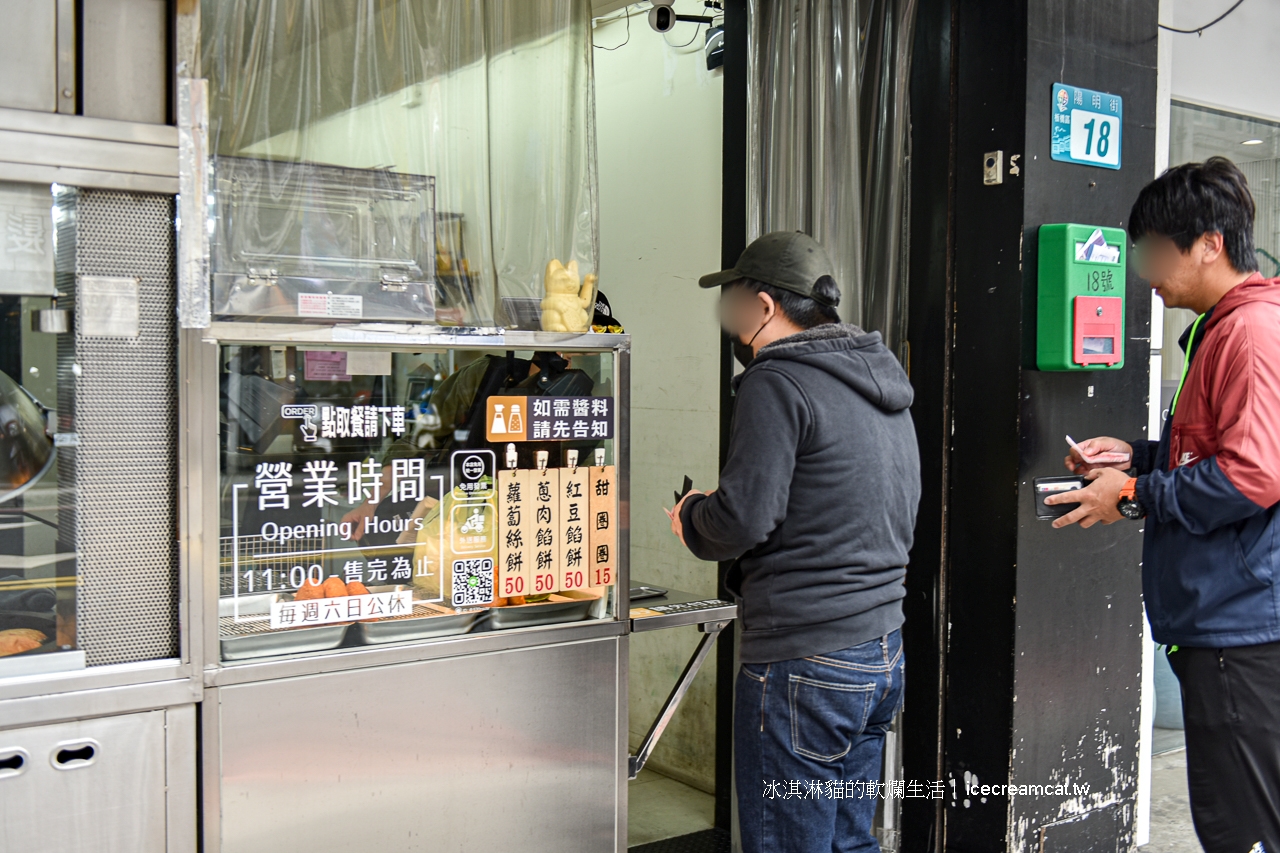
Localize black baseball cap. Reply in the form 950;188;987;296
698;231;838;306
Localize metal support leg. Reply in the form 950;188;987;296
628;619;730;780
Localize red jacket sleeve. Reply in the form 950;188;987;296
1213;302;1280;508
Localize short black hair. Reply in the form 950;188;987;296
1128;156;1258;273
730;276;841;329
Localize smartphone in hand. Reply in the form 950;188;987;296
1035;475;1086;520
674;475;693;504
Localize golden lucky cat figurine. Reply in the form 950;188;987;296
540;258;596;332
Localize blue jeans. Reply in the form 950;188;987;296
735;630;904;853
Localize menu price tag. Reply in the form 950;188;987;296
530;468;560;595
588;465;617;588
497;468;533;598
271;590;412;629
560;465;590;591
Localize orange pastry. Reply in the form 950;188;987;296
321;577;348;599
345;581;379;621
294;578;325;600
0;629;44;657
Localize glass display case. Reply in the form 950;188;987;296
210;157;439;323
216;341;621;663
0;182;79;674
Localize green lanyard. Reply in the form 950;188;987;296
1169;313;1206;418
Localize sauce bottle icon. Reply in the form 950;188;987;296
491;404;506;434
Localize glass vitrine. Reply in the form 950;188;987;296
0;182;79;674
216;341;621;663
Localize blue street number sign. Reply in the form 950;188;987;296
1051;82;1122;170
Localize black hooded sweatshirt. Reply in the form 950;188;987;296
680;323;921;663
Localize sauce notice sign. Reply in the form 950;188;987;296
485;395;613;442
486;396;529;440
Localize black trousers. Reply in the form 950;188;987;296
1167;641;1280;853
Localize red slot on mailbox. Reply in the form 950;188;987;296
1073;296;1123;366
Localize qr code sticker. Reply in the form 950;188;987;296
451;558;494;607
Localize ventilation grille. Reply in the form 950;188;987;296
73;190;179;667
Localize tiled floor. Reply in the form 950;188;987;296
1152;725;1186;756
628;769;716;848
1141;728;1200;853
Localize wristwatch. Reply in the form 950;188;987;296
1117;477;1144;519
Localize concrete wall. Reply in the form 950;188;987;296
593;7;724;792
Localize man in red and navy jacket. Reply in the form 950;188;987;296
1050;157;1280;853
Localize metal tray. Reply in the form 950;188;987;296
352;603;481;645
219;616;351;661
486;594;597;631
218;592;282;619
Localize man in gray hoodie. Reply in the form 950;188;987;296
670;231;920;853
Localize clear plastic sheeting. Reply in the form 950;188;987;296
859;0;918;357
200;0;599;328
748;0;918;355
748;0;864;325
177;77;211;329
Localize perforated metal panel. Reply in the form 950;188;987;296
71;189;179;666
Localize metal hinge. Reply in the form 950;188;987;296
246;267;278;287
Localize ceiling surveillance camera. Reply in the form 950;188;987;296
648;3;677;33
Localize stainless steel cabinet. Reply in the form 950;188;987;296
0;708;178;851
82;0;169;124
0;1;59;113
208;636;624;853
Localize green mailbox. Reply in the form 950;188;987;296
1036;223;1126;371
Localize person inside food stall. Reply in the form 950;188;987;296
666;232;921;853
343;292;626;546
310;293;620;617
